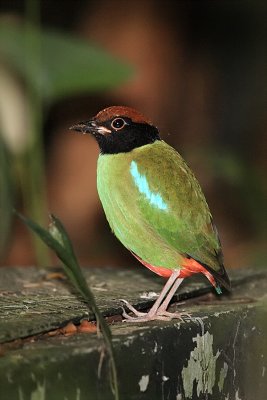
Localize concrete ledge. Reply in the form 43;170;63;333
0;266;266;399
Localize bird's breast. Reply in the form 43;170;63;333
96;150;180;269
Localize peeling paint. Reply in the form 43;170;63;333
218;362;228;392
6;372;13;383
72;348;95;355
182;331;220;398
140;291;158;299
123;335;138;347
235;389;242;399
30;372;36;382
18;381;46;400
162;375;169;382
153;341;158;353
76;387;81;400
139;375;149;392
31;381;46;400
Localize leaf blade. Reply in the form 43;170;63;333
16;212;119;398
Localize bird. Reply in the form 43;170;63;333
70;106;230;322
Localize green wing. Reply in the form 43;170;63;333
128;141;223;271
97;141;227;281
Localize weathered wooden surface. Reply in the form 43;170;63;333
0;266;266;400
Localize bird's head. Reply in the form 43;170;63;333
69;106;160;154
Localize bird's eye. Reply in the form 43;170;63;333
111;118;126;130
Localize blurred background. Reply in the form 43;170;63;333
0;0;266;272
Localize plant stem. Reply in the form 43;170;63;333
23;0;50;266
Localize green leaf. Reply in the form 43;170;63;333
16;212;119;399
0;21;132;101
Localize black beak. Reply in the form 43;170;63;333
69;120;96;134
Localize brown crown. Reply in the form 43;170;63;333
94;106;152;125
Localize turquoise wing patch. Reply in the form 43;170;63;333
130;160;168;211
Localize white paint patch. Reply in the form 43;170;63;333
262;366;266;377
139;375;150;392
123;335;143;347
6;372;13;383
235;389;242;400
182;331;220;398
176;394;183;400
162;376;169;382
76;387;81;400
72;348;95;356
19;381;46;400
153;341;158;353
31;373;36;382
218;362;229;392
31;382;46;400
140;292;158;299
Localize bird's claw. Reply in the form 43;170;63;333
120;299;192;322
155;310;192;322
120;299;146;318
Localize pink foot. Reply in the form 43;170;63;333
120;299;191;322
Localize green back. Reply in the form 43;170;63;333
97;141;222;272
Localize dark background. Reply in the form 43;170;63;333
1;0;266;271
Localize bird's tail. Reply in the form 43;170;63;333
183;255;231;293
197;259;231;293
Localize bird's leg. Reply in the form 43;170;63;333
146;271;180;317
156;278;184;313
122;270;186;322
155;278;191;320
147;277;190;321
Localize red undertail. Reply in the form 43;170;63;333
131;252;217;290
